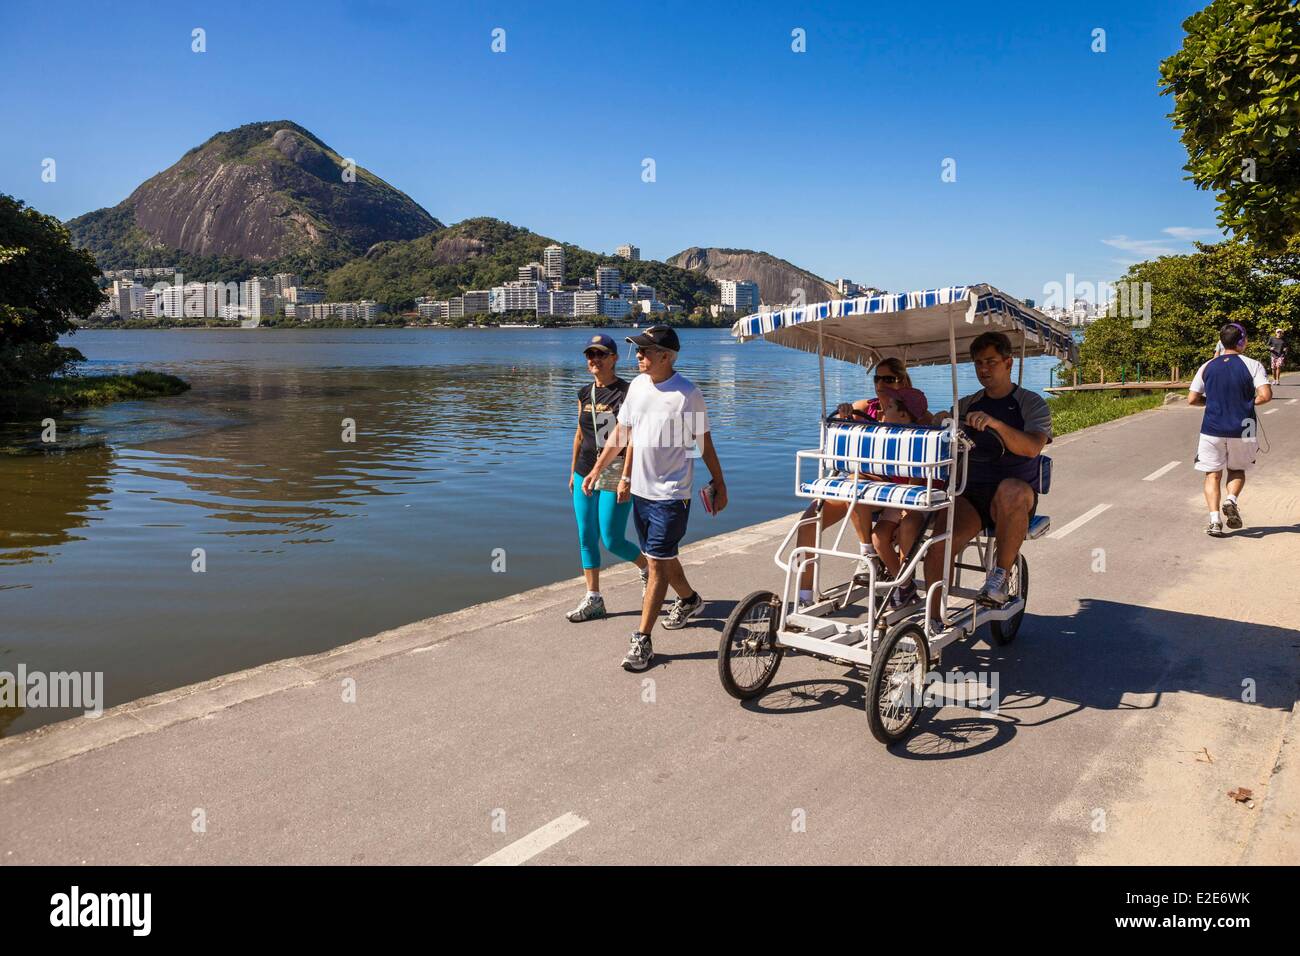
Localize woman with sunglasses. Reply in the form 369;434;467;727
566;334;649;623
796;357;929;607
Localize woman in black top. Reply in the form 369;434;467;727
566;335;647;623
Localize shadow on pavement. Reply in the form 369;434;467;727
728;598;1300;760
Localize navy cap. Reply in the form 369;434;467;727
582;333;618;356
626;325;681;352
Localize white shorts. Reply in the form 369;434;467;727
1194;434;1257;472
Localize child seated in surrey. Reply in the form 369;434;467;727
867;385;932;608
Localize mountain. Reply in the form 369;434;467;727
66;121;441;280
326;217;719;312
667;247;839;305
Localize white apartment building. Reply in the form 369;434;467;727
272;273;301;295
596;266;621;296
574;290;601;317
518;262;544;282
541;290;576;317
615;244;640;261
417;300;449;321
491;280;546;313
719;279;760;311
543;245;565;283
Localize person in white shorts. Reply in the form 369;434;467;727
1188;322;1273;536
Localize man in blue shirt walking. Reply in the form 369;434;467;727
1188;322;1273;536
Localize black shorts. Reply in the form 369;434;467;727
962;482;1037;531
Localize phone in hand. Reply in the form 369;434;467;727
700;481;716;515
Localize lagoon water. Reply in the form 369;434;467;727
0;328;1062;734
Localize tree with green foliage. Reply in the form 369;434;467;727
1078;239;1297;381
1161;0;1300;252
1;194;102;386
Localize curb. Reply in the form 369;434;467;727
0;512;798;783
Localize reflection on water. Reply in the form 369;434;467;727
0;328;1063;735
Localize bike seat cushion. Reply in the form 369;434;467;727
823;423;953;480
800;476;949;509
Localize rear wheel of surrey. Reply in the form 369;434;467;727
990;554;1028;646
866;620;931;745
718;590;784;700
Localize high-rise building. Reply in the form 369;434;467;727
596;266;621;296
491;280;546;313
719;279;760;311
542;245;565;283
519;263;544;282
599;295;630;319
615;244;640;261
574;290;601;317
273;273;301;295
285;286;324;305
462;290;491;315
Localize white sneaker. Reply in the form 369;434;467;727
976;568;1010;608
565;593;607;623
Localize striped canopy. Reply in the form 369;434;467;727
731;284;1078;369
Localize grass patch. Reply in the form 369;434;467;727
1048;388;1165;437
0;371;190;416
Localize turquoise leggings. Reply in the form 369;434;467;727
572;472;642;570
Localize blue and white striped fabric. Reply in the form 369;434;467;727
730;283;1078;368
800;476;948;509
824;423;952;480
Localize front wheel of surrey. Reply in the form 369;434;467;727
990;554;1028;646
718;590;784;700
866;620;931;745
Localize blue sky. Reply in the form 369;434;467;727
1;0;1219;301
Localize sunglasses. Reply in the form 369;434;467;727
636;347;664;357
584;350;612;360
874;374;900;384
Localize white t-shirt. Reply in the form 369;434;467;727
617;371;710;501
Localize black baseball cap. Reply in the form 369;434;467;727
626;325;681;352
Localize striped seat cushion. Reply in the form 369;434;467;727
824;423;952;480
800;476;948;509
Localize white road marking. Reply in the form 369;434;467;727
1287;398;1297;405
1048;503;1112;540
1263;408;1278;414
474;812;589;866
1142;461;1181;481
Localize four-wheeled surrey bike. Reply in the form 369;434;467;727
717;285;1077;746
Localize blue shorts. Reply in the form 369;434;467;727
632;496;691;560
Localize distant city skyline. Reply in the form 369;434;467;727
1;0;1221;304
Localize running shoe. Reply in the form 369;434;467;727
663;591;704;629
976;567;1010;608
1206;519;1225;537
890;580;918;610
1222;500;1243;530
622;633;653;671
853;554;885;584
565;593;606;623
639;567;650;597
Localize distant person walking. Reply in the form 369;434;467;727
568;334;648;623
1189;322;1273;536
583;326;728;672
1268;327;1287;386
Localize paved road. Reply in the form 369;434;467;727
2;380;1298;864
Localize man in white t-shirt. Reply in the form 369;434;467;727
584;326;728;671
1189;322;1272;535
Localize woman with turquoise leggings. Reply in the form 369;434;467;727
567;334;648;623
